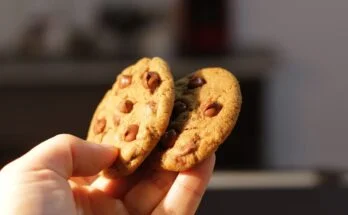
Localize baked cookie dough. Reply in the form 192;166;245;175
158;67;242;171
87;57;175;177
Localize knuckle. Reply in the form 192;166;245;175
51;133;80;145
1;163;12;173
1;160;19;174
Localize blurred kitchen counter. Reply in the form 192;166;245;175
200;170;348;215
208;170;321;189
0;47;275;86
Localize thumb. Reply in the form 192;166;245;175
7;134;118;179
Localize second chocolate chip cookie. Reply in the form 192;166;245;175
158;67;242;171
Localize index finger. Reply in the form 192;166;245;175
152;154;216;215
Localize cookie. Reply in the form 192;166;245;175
157;67;242;171
87;57;175;177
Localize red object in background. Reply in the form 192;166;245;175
176;0;231;56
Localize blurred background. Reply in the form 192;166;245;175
1;0;347;214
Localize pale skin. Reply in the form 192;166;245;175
0;134;215;215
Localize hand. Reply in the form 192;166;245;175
0;134;215;215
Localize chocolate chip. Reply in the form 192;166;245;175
94;118;106;134
119;75;132;88
173;100;188;118
107;160;122;172
203;102;222;117
118;100;133;113
143;72;161;93
125;150;140;164
130;152;139;160
113;114;121;126
160;129;178;149
188;76;206;89
124;124;139;142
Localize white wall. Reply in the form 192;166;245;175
236;0;348;169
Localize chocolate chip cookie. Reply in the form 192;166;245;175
158;67;242;171
87;57;175;177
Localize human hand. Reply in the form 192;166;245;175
0;134;215;215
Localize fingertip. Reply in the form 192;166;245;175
86;141;119;158
209;153;216;171
205;153;216;168
211;153;216;163
100;143;120;155
153;154;216;215
181;153;216;177
97;144;120;170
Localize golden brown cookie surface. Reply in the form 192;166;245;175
87;57;175;177
158;68;242;171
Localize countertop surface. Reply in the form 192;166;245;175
207;170;321;190
0;48;275;86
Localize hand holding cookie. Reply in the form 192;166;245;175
0;134;215;215
0;57;240;215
